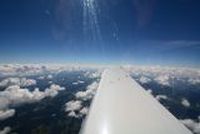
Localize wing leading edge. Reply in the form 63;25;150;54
80;68;192;134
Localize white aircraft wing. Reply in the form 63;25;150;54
80;68;192;134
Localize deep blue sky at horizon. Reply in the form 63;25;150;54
0;0;200;66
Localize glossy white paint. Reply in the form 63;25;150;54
80;68;192;134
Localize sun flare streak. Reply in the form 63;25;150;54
82;0;101;41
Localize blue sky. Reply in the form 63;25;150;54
0;0;200;66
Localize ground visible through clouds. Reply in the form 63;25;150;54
0;65;200;134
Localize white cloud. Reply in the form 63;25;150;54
0;84;65;105
44;84;65;97
0;65;15;76
65;100;82;112
0;127;11;134
181;117;200;134
146;89;153;95
0;97;10;110
72;82;78;85
0;84;65;120
188;78;200;85
139;76;151;84
20;78;36;87
72;80;85;85
68;111;79;118
78;80;85;84
0;77;36;88
65;81;99;118
84;71;102;79
80;107;89;116
125;65;200;87
145;89;169;102
0;64;47;76
146;90;168;101
38;76;45;80
48;81;53;84
154;75;170;86
0;109;15;121
0;64;105;77
75;81;99;101
65;100;89;118
47;74;53;79
1;85;43;105
155;95;168;101
181;98;191;108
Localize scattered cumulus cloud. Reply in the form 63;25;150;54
38;74;53;80
146;89;153;95
0;64;104;77
0;64;104;121
75;81;99;101
0;84;65;120
154;75;170;86
72;80;85;85
0;127;11;134
0;64;47;76
65;100;84;118
1;84;65;106
0;97;10;110
125;66;200;87
84;71;102;79
45;84;65;97
38;76;45;80
181;98;191;108
48;81;53;84
0;64;103;120
65;81;100;118
188;78;200;85
181;116;200;134
146;89;168;101
139;76;151;84
0;109;15;121
79;107;89;115
68;111;79;118
65;100;82;112
47;74;53;79
155;95;168;101
0;77;36;88
65;100;89;118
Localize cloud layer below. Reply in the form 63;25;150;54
65;81;99;118
181;117;200;134
0;84;65;121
